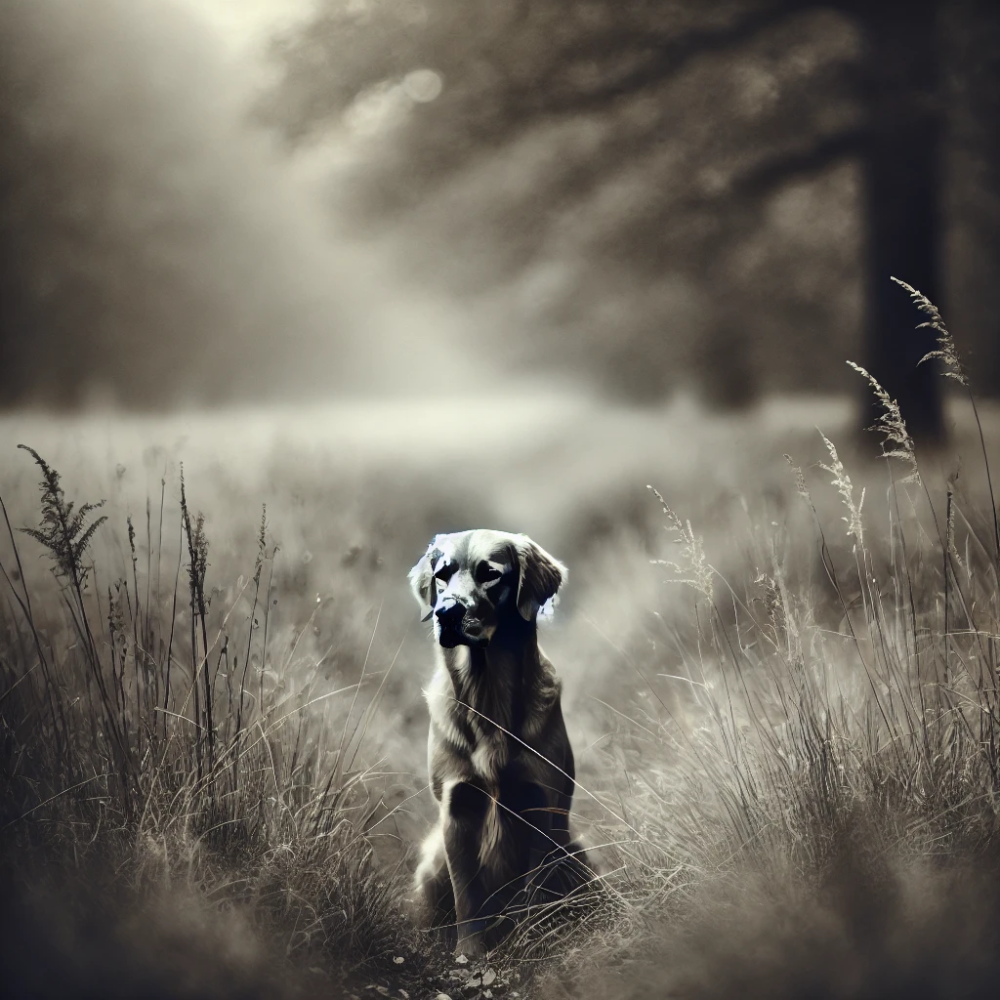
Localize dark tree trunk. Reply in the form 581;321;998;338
698;318;760;412
858;0;945;444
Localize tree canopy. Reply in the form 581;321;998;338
268;0;1000;423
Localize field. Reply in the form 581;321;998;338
4;372;1000;998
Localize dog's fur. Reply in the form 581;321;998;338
408;529;590;956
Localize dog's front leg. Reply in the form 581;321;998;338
444;781;492;956
517;781;555;886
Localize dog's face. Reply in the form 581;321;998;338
409;529;566;648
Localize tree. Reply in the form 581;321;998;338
269;0;981;438
857;0;944;442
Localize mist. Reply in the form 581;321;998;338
4;5;1000;998
0;0;501;409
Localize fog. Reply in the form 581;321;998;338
6;6;1000;997
5;1;999;415
0;0;504;408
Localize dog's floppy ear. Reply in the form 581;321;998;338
514;536;566;621
409;538;443;622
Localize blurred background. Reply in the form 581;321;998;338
3;0;1000;439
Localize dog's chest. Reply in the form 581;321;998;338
469;728;509;785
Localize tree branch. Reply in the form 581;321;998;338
530;0;838;116
731;126;867;199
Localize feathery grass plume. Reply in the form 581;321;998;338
647;484;713;599
17;444;107;589
945;483;967;576
783;454;815;512
179;469;210;607
256;504;267;580
127;513;136;568
894;276;1000;583
179;463;213;775
14;444;135;795
817;431;864;546
891;276;968;385
846;361;920;484
107;579;129;694
753;564;802;666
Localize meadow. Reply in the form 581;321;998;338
4;328;1000;998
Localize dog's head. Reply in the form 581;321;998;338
408;529;566;648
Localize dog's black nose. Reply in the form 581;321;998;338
435;601;464;624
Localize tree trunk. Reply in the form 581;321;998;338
859;0;945;444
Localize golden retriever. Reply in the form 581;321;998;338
407;529;591;956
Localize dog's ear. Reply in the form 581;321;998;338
409;538;443;621
515;537;566;621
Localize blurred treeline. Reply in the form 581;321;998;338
2;0;999;422
267;0;1000;432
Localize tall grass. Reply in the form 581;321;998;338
3;284;1000;997
550;290;1000;997
0;450;429;997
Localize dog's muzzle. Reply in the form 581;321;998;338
435;600;464;627
434;600;490;648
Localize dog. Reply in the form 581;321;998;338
407;529;591;956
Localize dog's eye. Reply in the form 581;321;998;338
475;562;503;584
434;562;456;582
